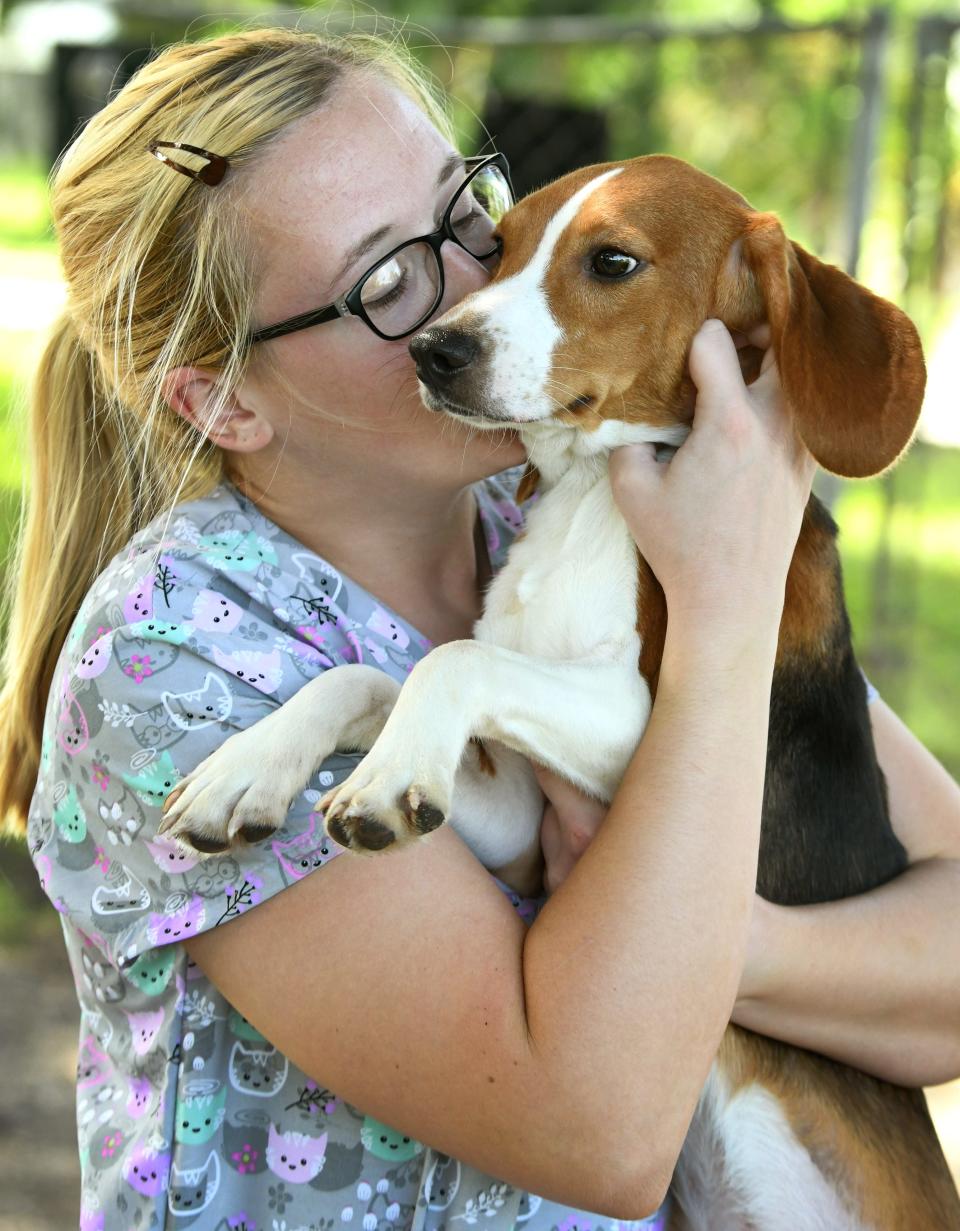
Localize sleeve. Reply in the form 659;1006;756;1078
32;543;362;973
862;670;880;705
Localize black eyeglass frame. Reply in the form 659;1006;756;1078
248;153;513;346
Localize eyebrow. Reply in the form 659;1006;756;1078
328;153;466;291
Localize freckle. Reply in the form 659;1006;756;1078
488;1075;495;1083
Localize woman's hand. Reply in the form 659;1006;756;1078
533;761;609;896
609;319;816;638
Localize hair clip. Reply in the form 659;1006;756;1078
148;140;229;186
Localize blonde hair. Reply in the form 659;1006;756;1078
0;26;454;836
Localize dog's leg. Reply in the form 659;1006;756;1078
319;637;649;855
158;664;400;853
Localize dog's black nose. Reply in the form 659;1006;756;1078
409;329;479;387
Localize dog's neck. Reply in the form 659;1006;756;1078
521;418;690;490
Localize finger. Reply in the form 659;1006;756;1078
608;442;664;519
746;322;772;350
687;319;749;415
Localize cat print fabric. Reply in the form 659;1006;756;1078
28;468;668;1231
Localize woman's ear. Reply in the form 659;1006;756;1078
162;368;275;453
733;213;926;478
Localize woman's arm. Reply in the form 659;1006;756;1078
187;321;813;1216
732;697;960;1087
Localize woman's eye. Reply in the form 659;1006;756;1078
363;257;405;301
591;250;645;278
452;205;488;233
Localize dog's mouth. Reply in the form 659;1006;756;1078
419;382;601;428
417;382;520;427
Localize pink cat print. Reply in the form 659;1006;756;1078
126;1008;165;1057
211;646;284;694
123;572;154;623
147;895;206;946
265;1123;328;1184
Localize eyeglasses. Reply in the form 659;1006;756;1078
248;153;514;346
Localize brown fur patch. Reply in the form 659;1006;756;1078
514;463;541;505
717;1027;960;1229
776;500;844;666
635;553;667;699
470;737;497;778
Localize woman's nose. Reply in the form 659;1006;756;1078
439;238;492;310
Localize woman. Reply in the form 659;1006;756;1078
1;26;956;1231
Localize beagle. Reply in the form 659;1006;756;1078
162;155;959;1229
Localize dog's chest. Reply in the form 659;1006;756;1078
476;469;639;662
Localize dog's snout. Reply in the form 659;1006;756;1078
409;328;479;387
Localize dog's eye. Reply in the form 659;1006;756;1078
591;250;644;278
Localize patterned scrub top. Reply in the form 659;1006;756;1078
27;464;669;1231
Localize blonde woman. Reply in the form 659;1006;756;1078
1;27;957;1231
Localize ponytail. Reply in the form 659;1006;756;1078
0;316;110;834
0;26;455;837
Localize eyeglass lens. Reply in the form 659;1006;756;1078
358;163;512;338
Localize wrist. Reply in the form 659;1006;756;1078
660;607;780;690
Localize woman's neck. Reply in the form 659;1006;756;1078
229;460;490;645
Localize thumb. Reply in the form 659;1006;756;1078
688;318;748;418
608;441;664;521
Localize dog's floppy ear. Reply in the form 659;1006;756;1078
737;213;925;478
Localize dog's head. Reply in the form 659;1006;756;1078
410;154;925;479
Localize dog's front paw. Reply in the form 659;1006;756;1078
317;761;450;853
158;725;303;855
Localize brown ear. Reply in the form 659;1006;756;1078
515;462;541;504
740;213;925;478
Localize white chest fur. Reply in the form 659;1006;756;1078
475;452;640;667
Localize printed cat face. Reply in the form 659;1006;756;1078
228;1042;289;1098
266;1123;328;1184
167;1151;220;1218
126;1007;165;1056
123;572;154;624
425;1154;462;1210
162;672;233;732
190;588;244;633
146;833;200;873
57;689;89;756
211;645;284;694
126;946;175;996
175;1083;226;1145
91;870;150;927
75;630;115;680
198;530;278;572
54;786;87;841
147;895;206;947
123;750;181;808
126;1075;153;1119
360;1115;423;1162
124;1143;170;1196
272;812;338;882
128;618;191;646
366;606;410;649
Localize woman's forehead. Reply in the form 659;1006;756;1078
245;74;455;302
